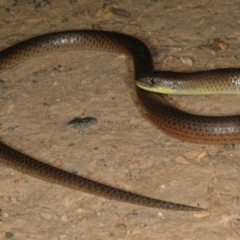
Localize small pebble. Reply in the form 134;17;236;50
197;152;207;159
81;79;87;85
96;210;106;217
40;212;53;220
175;156;190;165
163;158;171;162
50;159;63;168
179;56;193;66
68;117;97;129
53;81;59;86
95;7;113;19
77;208;88;213
224;143;235;151
8;126;18;132
193;211;210;218
61;214;68;222
132;209;140;215
110;7;131;18
211;38;229;51
183;151;200;159
157;211;164;218
183;151;207;160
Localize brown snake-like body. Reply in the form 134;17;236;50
3;30;237;211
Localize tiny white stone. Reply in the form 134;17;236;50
53;81;59;86
179;56;194;66
157;211;164;218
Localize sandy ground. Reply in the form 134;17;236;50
0;0;240;239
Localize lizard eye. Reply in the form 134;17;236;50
150;78;156;85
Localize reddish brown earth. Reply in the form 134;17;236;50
0;1;240;239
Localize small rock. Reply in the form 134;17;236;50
132;209;140;215
50;159;63;168
68;117;97;129
110;7;131;18
40;212;53;220
81;79;87;85
95;7;114;19
157;211;164;218
96;210;106;216
179;56;194;66
53;81;59;86
194;211;210;218
175;156;190;165
224;143;235;151
61;214;68;222
197;152;207;159
211;38;229;51
183;151;207;160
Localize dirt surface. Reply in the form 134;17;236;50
0;0;240;239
